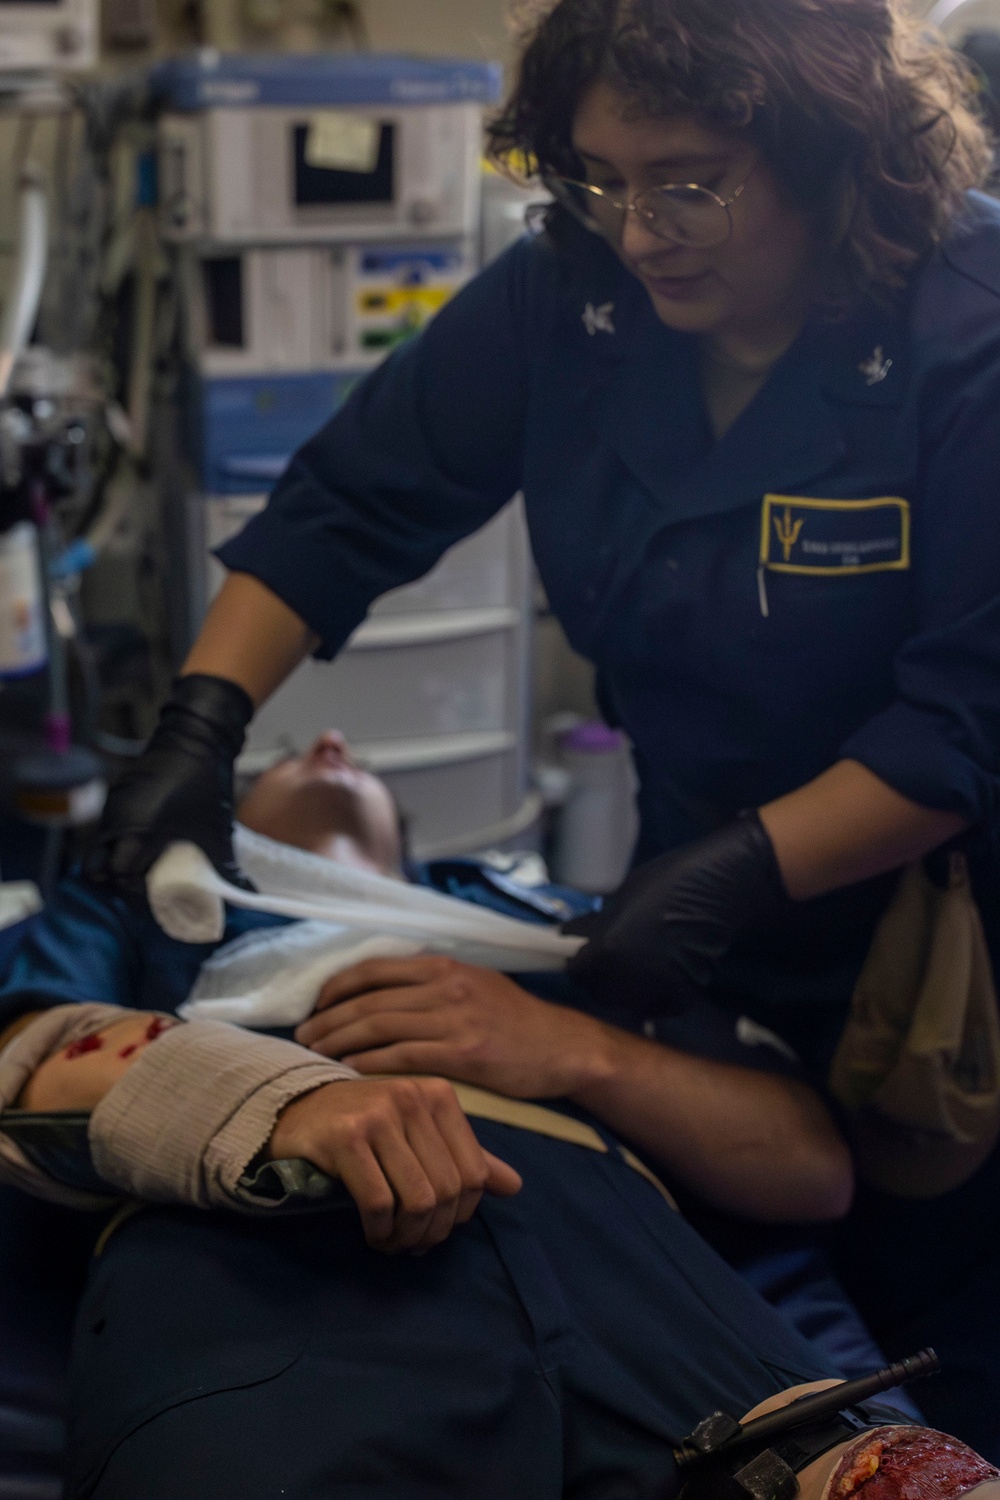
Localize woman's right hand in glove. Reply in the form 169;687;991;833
564;811;793;1014
86;673;255;899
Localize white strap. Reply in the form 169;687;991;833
148;833;581;969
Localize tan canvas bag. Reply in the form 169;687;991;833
828;853;1000;1198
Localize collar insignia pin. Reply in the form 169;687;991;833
859;345;892;386
583;301;615;336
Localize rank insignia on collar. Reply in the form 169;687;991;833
858;345;892;386
582;301;615;336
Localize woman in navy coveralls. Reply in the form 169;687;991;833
90;0;1000;1461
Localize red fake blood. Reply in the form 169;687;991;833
831;1428;998;1500
118;1016;175;1059
64;1033;104;1059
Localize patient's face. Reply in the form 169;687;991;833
236;732;404;876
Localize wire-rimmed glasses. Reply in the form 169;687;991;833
543;169;753;249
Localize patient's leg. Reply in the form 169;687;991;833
733;1383;1000;1500
71;1125;837;1500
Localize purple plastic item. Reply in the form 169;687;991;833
559;721;628;755
44;713;72;755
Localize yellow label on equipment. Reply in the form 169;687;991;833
760;495;911;576
357;286;454;317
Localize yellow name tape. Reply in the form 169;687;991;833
760;495;910;577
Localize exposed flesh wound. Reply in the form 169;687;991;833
830;1428;998;1500
118;1015;175;1059
64;1032;104;1059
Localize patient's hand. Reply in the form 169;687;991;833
268;1075;521;1253
17;1014;178;1113
294;957;615;1099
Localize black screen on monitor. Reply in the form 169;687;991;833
292;123;395;207
203;257;244;348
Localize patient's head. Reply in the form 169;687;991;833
236;731;404;877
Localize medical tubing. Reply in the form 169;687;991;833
674;1350;941;1467
0;168;48;402
30;480;70;751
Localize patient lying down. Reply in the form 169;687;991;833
2;731;999;1498
10;728;855;1230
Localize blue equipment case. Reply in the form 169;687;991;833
151;51;504;111
182;368;363;494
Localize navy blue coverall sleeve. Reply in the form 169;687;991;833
0;884;283;1030
841;359;1000;829
217;240;542;658
0;883;139;1029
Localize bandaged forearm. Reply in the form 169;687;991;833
89;1019;358;1211
0;1004;126;1206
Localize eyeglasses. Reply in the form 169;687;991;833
543;168;753;249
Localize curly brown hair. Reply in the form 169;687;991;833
489;0;994;302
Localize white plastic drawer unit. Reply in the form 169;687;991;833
204;494;533;853
384;744;525;858
247;617;526;746
371;507;529;616
204;495;530;616
239;734;528;861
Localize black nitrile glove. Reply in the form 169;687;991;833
87;674;255;899
564;811;793;1013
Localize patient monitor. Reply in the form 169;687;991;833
0;0;97;71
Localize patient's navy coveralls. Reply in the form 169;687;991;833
0;879;841;1500
214;189;1000;1454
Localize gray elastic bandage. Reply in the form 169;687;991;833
0;1004;126;1207
89;1020;358;1211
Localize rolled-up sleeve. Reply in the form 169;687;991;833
841;357;1000;828
217;238;545;658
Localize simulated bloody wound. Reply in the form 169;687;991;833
830;1429;998;1499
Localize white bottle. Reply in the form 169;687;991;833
552;722;639;894
0;521;48;679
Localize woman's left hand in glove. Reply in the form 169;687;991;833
564;809;794;1014
295;955;614;1100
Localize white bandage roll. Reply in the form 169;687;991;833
147;842;230;943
